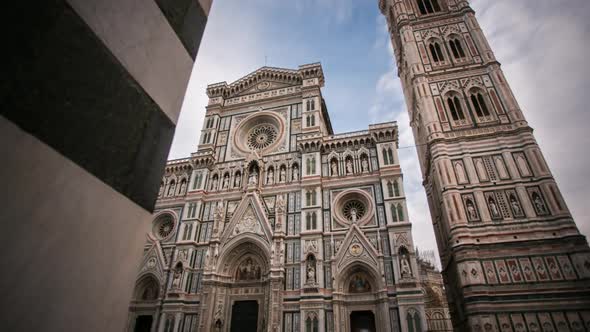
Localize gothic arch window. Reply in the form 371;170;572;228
311;212;317;229
429;41;445;64
417;0;441;15
394;180;401;197
469;89;491;117
449;37;467;59
387;181;395;197
397;203;405;221
446;94;466;121
163;315;175;332
406;310;423;332
383;147;395;165
305;312;319;332
306;213;312;230
306;190;312;206
182;223;193;240
391;204;398;222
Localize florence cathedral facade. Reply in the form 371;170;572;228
126;62;451;332
379;0;590;331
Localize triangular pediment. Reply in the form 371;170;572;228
220;192;273;246
334;224;380;274
138;241;167;283
234;80;298;97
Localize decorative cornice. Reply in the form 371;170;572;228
206;63;325;99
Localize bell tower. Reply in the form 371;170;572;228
379;0;590;330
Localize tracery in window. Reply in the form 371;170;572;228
449;38;466;59
469;89;491;118
417;0;441;15
429;42;445;64
446;94;466;121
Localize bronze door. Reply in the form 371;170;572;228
230;300;258;332
350;311;376;332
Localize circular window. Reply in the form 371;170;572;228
153;214;175;239
333;189;375;227
343;200;366;221
247;124;278;150
234;112;285;154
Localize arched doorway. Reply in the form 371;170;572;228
332;263;389;331
202;238;272;332
134;315;153;332
230;300;258;332
350;311;376;332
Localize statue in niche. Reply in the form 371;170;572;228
292;165;299;181
306;265;316;284
234;173;242;188
346;159;354;174
348;273;371;293
267;168;274;185
180;180;187;194
211;177;218;191
236;258;262;281
172;264;183;289
331;160;338;176
510;195;522;216
168;182;176;196
532;193;547;214
222;175;229;189
249;168;258;185
158;182;164;197
488;197;500;218
279;167;286;182
400;254;413;278
466;199;478;220
361;156;369;173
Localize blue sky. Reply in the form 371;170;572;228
170;0;590;260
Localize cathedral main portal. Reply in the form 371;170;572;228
230;300;258;332
350;311;376;332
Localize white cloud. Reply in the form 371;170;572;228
473;0;590;240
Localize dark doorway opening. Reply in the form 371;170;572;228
230;300;258;332
134;315;153;332
350;311;376;332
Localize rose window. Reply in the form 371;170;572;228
343;200;366;222
153;214;175;239
247;124;278;150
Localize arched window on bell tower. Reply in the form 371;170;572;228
469;89;491;118
429;42;445;64
445;94;466;121
448;37;467;60
417;0;441;15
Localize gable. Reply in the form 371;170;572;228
234;80;297;97
334;224;380;274
220;192;273;246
